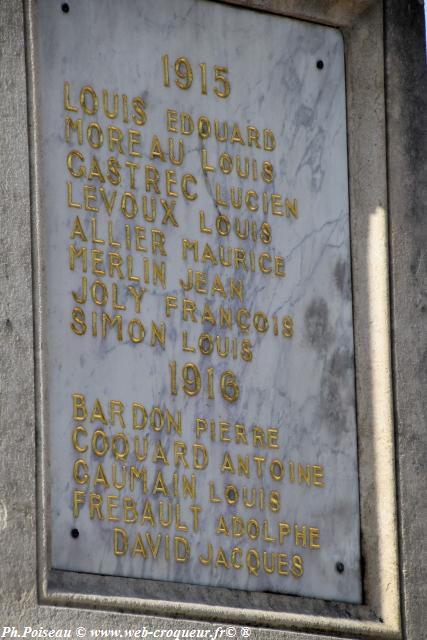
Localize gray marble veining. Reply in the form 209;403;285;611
36;0;361;602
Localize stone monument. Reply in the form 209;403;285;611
0;1;425;639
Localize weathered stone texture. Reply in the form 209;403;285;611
385;0;427;638
0;0;426;639
0;0;36;616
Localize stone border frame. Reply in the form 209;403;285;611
1;0;424;638
28;0;399;635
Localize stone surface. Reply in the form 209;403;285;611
35;0;361;602
385;0;427;637
1;0;425;637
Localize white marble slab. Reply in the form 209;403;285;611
36;0;361;602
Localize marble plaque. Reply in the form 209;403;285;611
35;0;362;602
